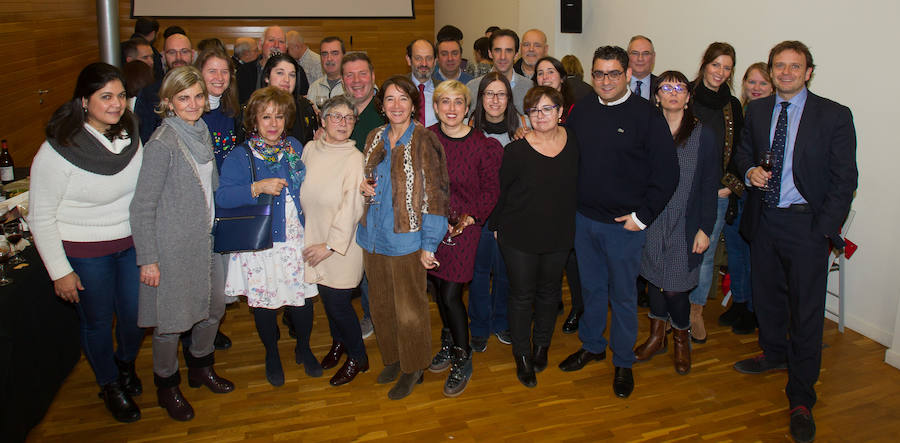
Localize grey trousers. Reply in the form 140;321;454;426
152;252;226;377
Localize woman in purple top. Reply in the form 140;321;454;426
426;80;502;397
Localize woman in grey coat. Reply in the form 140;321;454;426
130;66;234;422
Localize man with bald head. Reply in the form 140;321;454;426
513;29;548;79
287;30;322;86
406;38;438;126
627;35;658;101
236;25;308;104
135;32;195;142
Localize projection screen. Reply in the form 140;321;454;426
131;0;415;18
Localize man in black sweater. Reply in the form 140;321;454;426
559;46;678;398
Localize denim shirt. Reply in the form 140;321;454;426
356;123;446;256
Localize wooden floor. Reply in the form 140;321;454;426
28;277;900;442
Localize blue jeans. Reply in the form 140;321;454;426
575;213;646;368
468;224;509;337
68;247;144;386
689;196;728;306
723;196;753;311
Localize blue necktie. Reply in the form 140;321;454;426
764;102;790;207
633;80;642;98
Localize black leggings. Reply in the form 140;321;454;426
253;304;314;354
565;249;583;312
646;282;690;330
429;275;469;351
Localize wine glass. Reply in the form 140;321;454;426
4;223;25;265
364;170;379;205
759;151;775;191
0;238;13;286
442;209;460;246
315;96;328;111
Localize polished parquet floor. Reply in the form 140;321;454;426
28;276;900;442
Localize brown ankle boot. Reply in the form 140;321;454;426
689;303;707;343
672;328;691;375
634;318;668;361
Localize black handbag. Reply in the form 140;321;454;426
212;145;274;253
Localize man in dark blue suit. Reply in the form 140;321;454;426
733;41;857;443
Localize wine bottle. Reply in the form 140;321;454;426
0;140;14;185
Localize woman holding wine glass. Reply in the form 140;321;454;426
357;75;449;400
29;62;145;423
687;42;744;343
262;53;320;144
717;62;774;335
425;80;502;397
633;71;720;375
491;86;578;388
130;66;234;422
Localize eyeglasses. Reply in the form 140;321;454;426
483;91;508;100
591;70;624;81
526;104;560;117
659;84;688;95
628;50;654;58
165;48;193;57
325;113;356;124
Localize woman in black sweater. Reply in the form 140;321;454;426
687;42;744;343
491;86;578;388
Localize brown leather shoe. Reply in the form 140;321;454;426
188;366;235;393
672;328;691;375
157;385;194;421
634;318;668;361
321;341;345;370
330;357;369;386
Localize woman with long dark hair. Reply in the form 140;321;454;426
633;71;720;374
686;42;744;343
262;53;320;144
30;62;144;423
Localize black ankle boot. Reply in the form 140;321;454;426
99;381;141;423
515;354;537;388
114;357;142;396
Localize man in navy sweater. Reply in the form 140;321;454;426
560;46;678;398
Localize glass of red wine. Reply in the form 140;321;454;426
759;151;775;191
442;209;460;246
0;238;13;286
4;223;25;265
364;170;379;205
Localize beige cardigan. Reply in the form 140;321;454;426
299;137;365;289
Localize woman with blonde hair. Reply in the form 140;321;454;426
130;66;234;422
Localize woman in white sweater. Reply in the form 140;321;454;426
28;63;144;423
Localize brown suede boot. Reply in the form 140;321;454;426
672;328;692;375
634;318;668;361
689;303;707;343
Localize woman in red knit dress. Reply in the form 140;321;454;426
426;80;502;397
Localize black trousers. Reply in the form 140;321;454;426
500;243;568;357
751;208;830;410
319;285;367;361
565;249;583;312
429;276;469;350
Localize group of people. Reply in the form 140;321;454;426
28;18;856;443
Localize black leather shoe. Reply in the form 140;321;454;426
733;354;787;374
612;366;634;398
533;345;549;373
214;331;232;350
515;354;536;388
330;357;369;386
732;309;758;335
320;341;345;370
558;348;606;372
188;366;235;393
789;406;816;443
562;310;581;334
157;385;194;421
718;302;745;327
99;381;141;423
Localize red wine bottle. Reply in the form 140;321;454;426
0;140;13;185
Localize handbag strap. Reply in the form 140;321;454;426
245;143;258;182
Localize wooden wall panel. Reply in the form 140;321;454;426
0;1;100;166
118;0;435;96
0;0;433;167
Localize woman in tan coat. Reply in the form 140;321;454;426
300;95;367;386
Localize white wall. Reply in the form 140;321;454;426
437;1;900;358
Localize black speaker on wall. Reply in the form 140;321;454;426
561;0;582;34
